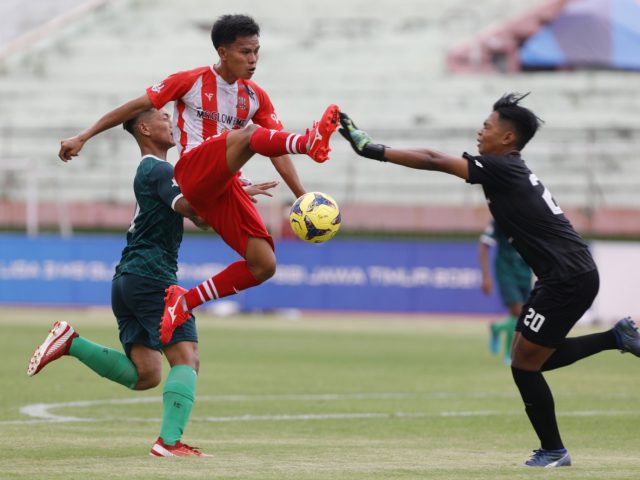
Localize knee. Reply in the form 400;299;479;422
245;237;277;282
511;346;541;371
240;124;260;147
191;355;201;374
261;257;277;281
182;352;200;373
251;257;276;282
133;369;162;390
134;364;162;390
244;124;260;135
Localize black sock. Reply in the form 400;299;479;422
542;331;618;371
511;367;564;450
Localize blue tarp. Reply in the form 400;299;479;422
521;0;640;70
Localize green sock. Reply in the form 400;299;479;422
160;365;197;445
68;336;138;389
493;315;516;333
503;315;517;358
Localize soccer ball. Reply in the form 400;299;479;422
289;192;341;243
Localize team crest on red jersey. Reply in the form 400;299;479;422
236;96;248;111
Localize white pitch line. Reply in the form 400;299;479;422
16;392;514;423
4;409;640;426
5;392;639;426
196;411;501;422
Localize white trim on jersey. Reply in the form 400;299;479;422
215;79;239;135
173;76;204;156
170;193;184;212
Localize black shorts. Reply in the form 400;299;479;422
516;269;599;348
111;273;198;357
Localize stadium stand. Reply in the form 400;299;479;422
0;0;639;234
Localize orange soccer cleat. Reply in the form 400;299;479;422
306;104;340;163
160;285;190;344
27;321;78;376
149;437;212;457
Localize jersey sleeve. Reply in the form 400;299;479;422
249;83;284;130
146;70;198;109
464;152;517;189
479;221;497;246
148;161;183;210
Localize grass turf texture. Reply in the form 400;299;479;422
1;308;639;479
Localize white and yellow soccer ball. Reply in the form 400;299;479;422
289;192;341;243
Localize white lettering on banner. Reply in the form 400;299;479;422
0;260;116;281
270;265;307;285
42;261;114;281
0;260;40;279
272;265;481;289
0;260;481;290
309;267;367;286
368;266;480;288
177;263;226;281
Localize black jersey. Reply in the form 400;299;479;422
465;152;596;281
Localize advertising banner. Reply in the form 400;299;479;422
0;234;503;314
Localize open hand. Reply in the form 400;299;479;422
338;112;387;161
244;180;279;203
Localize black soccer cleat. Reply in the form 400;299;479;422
613;317;640;356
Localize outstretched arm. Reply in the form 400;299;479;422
151;162;210;230
339;112;469;180
59;94;154;162
478;241;493;295
174;198;210;230
270;155;305;198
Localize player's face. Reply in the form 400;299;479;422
219;35;260;81
147;108;175;149
476;111;510;155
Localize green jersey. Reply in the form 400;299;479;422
114;155;184;285
480;221;531;280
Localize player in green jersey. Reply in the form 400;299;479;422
27;108;276;457
479;220;532;364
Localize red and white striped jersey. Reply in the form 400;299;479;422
146;65;283;156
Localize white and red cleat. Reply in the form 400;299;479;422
307;104;340;163
27;321;78;376
149;437;212;457
160;285;190;345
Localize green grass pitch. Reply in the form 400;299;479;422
1;308;639;479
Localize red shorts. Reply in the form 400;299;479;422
174;132;274;257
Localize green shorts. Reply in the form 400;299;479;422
495;260;532;306
496;275;531;306
111;273;197;357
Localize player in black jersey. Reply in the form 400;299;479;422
339;93;640;467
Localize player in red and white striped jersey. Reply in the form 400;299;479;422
59;15;340;343
146;64;281;158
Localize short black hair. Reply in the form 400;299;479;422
492;92;544;150
122;108;155;137
211;14;260;49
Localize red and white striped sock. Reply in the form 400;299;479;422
183;260;261;310
249;127;309;157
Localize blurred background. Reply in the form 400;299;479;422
1;0;639;321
